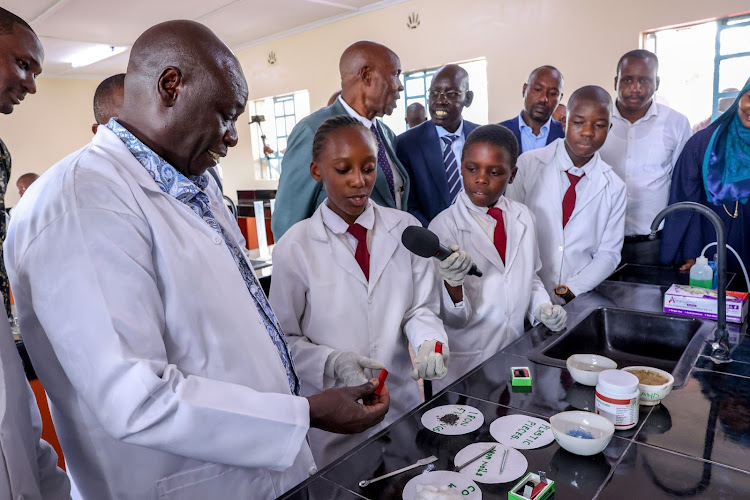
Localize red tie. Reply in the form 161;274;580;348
487;207;507;263
347;223;369;280
562;171;584;228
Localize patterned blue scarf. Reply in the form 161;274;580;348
106;119;300;395
703;76;750;204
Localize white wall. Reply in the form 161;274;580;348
1;0;748;205
0;78;99;206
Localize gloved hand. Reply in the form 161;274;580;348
412;340;449;380
534;303;567;331
550;293;567;306
327;351;385;386
438;245;473;287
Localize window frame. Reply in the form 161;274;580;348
642;12;750;122
403;68;437;115
249;91;309;181
712;15;750;119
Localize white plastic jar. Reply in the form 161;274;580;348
595;369;639;430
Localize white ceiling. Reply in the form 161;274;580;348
5;0;406;79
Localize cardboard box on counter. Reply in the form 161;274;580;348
664;284;748;324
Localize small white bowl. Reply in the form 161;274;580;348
550;411;615;456
622;366;674;406
566;354;618;386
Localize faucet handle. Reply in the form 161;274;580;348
710;329;731;363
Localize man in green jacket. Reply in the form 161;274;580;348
272;41;408;240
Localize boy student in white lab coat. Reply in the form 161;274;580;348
506;86;626;303
429;125;567;390
270;115;449;467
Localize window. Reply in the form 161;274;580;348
382;58;489;136
249;90;310;180
643;13;750;127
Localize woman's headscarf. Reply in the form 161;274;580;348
703;75;750;204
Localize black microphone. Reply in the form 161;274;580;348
401;226;483;277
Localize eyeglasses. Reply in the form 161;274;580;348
427;90;467;102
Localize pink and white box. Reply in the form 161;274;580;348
664;284;748;324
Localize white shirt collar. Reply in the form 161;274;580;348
435;120;464;139
518;113;551;134
555;138;597;176
320;198;375;234
612;99;659;125
337;96;374;128
460;190;511;216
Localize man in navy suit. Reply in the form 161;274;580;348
396;64;479;226
272;41;407;240
499;66;565;155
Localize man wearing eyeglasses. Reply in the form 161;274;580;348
500;66;565;155
396;64;479;226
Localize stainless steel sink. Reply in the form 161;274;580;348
526;307;715;389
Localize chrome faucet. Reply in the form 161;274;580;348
650;202;730;362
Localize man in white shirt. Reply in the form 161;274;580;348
6;20;389;500
272;41;408;239
599;50;691;265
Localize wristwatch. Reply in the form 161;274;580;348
554;285;575;304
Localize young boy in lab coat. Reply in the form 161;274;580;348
429;125;566;390
506;85;626;304
270;116;449;467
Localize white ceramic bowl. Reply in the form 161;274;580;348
622;366;674;406
566;354;618;386
550;411;615;456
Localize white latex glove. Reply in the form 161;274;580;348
327;351;385;386
534;303;567;331
438;245;473;287
412;340;449;380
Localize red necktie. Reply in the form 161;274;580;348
347;223;369;280
487;207;507;263
562;171;584;228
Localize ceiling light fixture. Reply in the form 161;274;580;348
304;0;358;11
68;45;128;68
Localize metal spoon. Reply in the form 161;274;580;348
454;445;496;472
499;448;509;474
358;455;438;487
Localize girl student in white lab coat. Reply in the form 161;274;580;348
270;116;450;467
429;124;567;391
506;86;626;304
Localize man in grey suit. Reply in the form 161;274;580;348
272;41;408;239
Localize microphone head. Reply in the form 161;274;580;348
401;226;440;258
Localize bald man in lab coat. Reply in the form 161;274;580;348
5;20;388;500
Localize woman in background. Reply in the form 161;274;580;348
661;76;750;289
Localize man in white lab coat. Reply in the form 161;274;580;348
5;20;388;500
0;308;70;500
0;7;70;500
